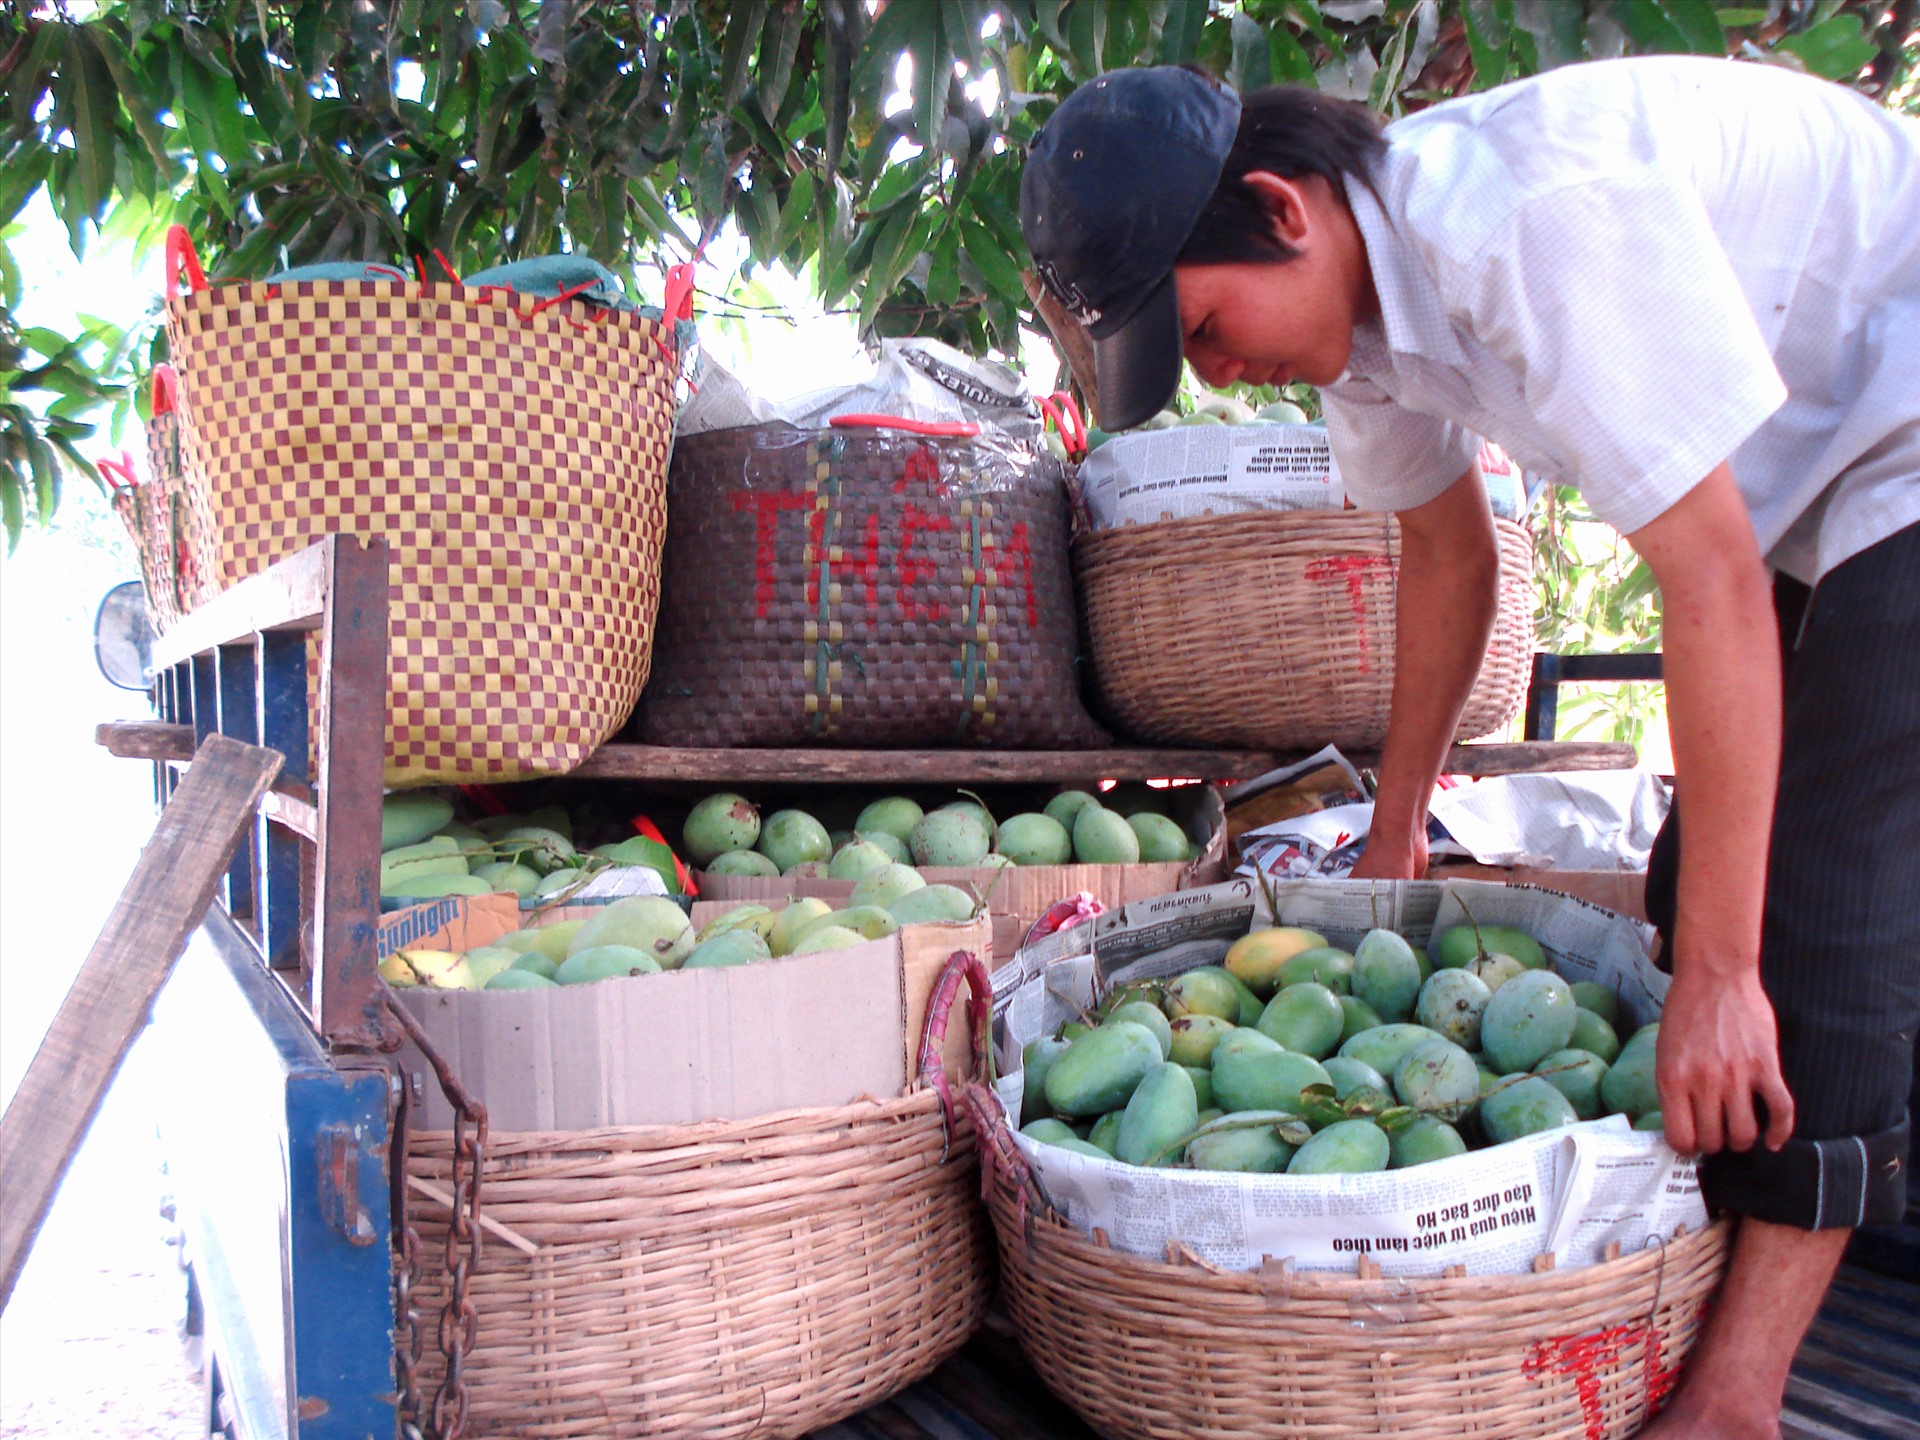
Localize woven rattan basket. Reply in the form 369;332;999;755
1074;511;1536;750
106;367;217;633
402;955;997;1439
160;229;678;786
961;1084;1729;1440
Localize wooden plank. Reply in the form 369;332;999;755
0;734;283;1309
568;739;1639;785
149;536;338;668
96;719;195;762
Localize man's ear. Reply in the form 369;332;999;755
1240;171;1318;250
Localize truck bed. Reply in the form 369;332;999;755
820;1261;1920;1440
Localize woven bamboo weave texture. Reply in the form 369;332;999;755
1074;512;1536;751
111;404;219;632
632;423;1108;748
164;280;676;786
967;1089;1729;1440
405;1091;994;1438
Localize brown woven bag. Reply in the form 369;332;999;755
631;416;1109;748
963;1080;1729;1440
160;228;678;786
104;366;217;633
1074;510;1536;751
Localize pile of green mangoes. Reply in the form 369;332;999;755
1018;918;1663;1173
381;882;983;993
1075;396;1314;453
380;793;682;904
687;785;1201;879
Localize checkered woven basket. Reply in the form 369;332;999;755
104;366;218;633
630;416;1109;748
159;229;678;786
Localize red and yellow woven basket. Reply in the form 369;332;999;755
159;231;678;786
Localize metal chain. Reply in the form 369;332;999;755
383;993;489;1440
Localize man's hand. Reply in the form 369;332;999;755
1349;825;1427;881
1655;965;1795;1154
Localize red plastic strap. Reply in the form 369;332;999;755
829;413;982;438
165;225;207;298
96;451;139;492
662;262;696;325
918;949;994;1153
628;814;698;897
1036;389;1089;459
150;365;180;417
456;783;511;817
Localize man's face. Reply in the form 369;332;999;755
1173;257;1359;391
1170;170;1370;392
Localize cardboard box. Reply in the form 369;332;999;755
383;895;990;1132
1427;862;1648;924
693;786;1230;958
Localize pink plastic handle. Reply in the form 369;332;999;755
96;452;139;492
150;365;180;417
829;413;981;438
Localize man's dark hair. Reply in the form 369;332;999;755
1177;84;1387;266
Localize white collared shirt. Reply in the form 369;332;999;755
1323;55;1920;582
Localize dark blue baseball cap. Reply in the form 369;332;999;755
1021;67;1242;431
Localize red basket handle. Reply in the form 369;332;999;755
150;364;180;418
918;948;994;1159
96;451;139;493
165;225;207;298
829;413;981;438
1036;389;1089;460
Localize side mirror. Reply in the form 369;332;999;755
94;580;156;692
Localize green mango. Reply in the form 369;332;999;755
496;921;582;965
1395;1037;1482;1123
1088;1110;1124;1156
1255;982;1345;1059
1186;1112;1299;1173
1389;1116;1468;1169
1071;806;1140;864
1276;946;1355;995
1533;1048;1610;1120
496;826;578;874
1480;1076;1580;1143
1225;927;1328;998
1337;1023;1435;1079
1052;1138;1117;1160
1415;968;1493;1051
682;929;772;969
508;952;559;980
1214;1026;1285;1062
1044;1021;1164;1117
1569;1008;1622;1064
1338;995;1383;1044
1042;789;1100;832
1164;968;1242;1022
1023;1037;1071;1122
788;925;867;954
472;860;542;898
828;839;897;881
1128;812;1191;863
1020;1118;1080;1146
1431;923;1548;971
682;792;761;864
1168;1014;1236;1068
1323;1056;1390;1101
1352;929;1423;1023
1116;1063;1200;1166
1481;970;1580;1074
909;808;993;867
855;797;924;844
1107;1000;1173;1059
382;793;455;851
758;809;833;871
554;945;663;985
1600;1024;1661;1119
1288;1118;1390;1175
998;812;1074;866
570;896;695;970
705;849;781;877
380;835;468;891
383;873;493;900
1570;982;1620;1027
1633;1111;1665;1133
1179;1065;1215;1110
887;884;977;925
1212;1047;1332;1115
484;968;556;990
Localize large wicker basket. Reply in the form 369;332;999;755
1073;511;1536;750
401;957;997;1439
962;1085;1729;1440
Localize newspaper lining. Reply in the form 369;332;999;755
992;879;1703;1277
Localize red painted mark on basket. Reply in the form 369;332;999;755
1006;520;1039;629
1523;1323;1679;1440
732;488;812;618
898;504;955;622
806;507;882;613
1304;554;1393;674
894;444;941;494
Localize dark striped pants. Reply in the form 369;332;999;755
1645;519;1920;1231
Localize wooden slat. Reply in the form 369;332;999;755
148;537;338;668
0;734;283;1308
